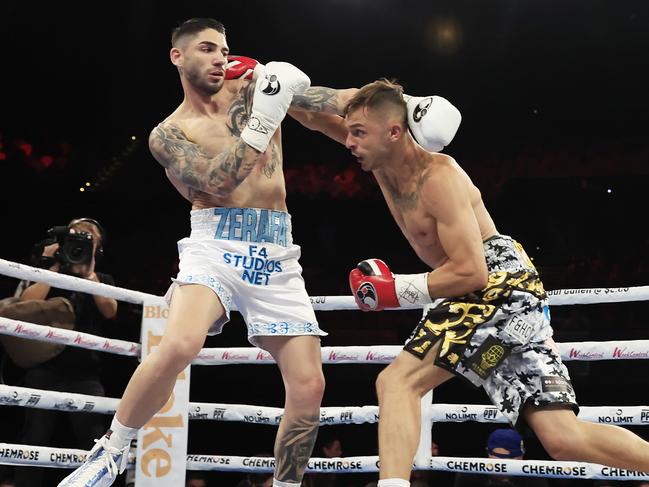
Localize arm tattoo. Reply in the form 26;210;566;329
274;413;319;483
291;87;340;114
149;123;260;198
227;81;256;137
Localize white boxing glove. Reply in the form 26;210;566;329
241;61;311;153
404;94;461;152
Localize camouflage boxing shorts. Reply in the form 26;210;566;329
404;234;579;427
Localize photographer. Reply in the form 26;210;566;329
12;218;117;487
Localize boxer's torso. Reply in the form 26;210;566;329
376;153;497;269
160;79;287;211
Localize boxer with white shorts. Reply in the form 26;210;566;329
58;18;324;487
166;207;326;346
59;18;463;487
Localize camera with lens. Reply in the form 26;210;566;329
31;225;95;274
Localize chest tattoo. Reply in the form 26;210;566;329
386;173;427;211
263;144;280;179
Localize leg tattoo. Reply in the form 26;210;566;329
274;413;320;482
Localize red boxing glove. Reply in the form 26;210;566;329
350;259;433;311
225;55;260;80
349;258;399;311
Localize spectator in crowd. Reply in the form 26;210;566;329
186;472;208;487
303;433;345;487
234;452;273;487
453;429;549;487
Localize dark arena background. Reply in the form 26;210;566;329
1;1;648;486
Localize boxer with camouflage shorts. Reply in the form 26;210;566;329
299;78;649;487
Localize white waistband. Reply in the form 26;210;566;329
189;207;293;247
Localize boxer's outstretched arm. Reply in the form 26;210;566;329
291;90;462;153
291;87;357;115
226;55;354;115
149;122;262;199
289;109;348;145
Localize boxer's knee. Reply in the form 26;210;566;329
153;335;203;374
376;363;410;400
375;368;389;399
533;414;585;460
541;432;585;461
285;371;325;409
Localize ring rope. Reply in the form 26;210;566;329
2;385;647;427
2;257;649;480
1;258;648;308
0;259;155;305
1;443;647;480
1;318;648;364
0;316;141;357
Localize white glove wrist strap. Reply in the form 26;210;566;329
393;273;433;308
241;111;273;153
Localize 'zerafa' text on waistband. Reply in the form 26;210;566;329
211;208;288;247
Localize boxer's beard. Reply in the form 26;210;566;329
185;64;223;96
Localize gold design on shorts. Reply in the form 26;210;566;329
412;302;497;357
447;352;460;364
525;278;546;296
482;272;510;302
481;270;546;301
480;345;505;370
514;240;536;271
406;259;546;361
435;302;497;329
506;272;532;288
411;328;432;354
466;335;511;379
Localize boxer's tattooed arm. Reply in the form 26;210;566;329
227;81;256;137
274;413;319;483
292;87;341;114
149;122;261;198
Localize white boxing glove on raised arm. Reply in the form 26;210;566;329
241;61;311;153
404;94;462;152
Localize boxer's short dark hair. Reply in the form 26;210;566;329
172;18;226;47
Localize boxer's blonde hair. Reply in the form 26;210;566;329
344;78;407;125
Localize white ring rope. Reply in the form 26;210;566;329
1;258;648;308
2;318;649;364
0;259;157;305
2;257;649;480
0;443;93;469
0;384;119;415
312;287;649;309
0;316;141;357
1;443;648;480
2;385;648;427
